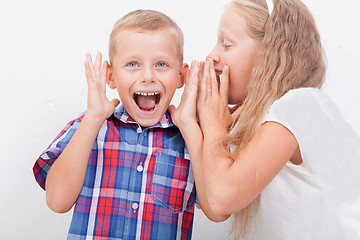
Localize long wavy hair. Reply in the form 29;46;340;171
224;0;326;238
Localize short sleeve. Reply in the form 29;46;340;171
262;88;343;142
32;114;84;190
262;87;360;175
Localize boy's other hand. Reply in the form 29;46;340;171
169;60;199;128
84;52;120;123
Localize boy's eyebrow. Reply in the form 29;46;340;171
119;53;177;61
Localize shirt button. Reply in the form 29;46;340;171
132;202;139;210
137;127;142;133
136;165;144;172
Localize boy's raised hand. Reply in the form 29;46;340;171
169;60;200;129
45;52;120;212
84;52;120;122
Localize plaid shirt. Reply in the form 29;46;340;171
33;105;196;240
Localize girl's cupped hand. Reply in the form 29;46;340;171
197;59;233;135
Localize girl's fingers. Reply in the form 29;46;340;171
197;61;205;101
198;61;205;86
205;60;211;98
199;61;210;101
209;59;218;95
220;65;229;105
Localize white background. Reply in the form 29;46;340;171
0;0;359;239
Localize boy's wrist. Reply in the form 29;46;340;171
82;112;107;129
177;122;200;136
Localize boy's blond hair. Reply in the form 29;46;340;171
109;9;184;65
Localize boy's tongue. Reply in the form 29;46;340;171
137;95;156;110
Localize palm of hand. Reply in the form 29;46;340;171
197;60;232;132
169;61;199;128
84;52;120;121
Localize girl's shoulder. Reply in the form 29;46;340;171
267;87;337;117
262;87;346;151
275;87;325;105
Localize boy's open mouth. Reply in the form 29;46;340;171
133;92;161;111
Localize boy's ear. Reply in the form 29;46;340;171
106;64;116;89
177;63;189;88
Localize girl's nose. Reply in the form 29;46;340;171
206;48;219;63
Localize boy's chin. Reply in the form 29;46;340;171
127;100;170;127
136;116;162;128
133;108;166;128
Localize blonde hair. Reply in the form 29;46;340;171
224;0;326;238
109;9;184;65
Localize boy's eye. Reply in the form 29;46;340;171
127;62;139;67
156;62;168;68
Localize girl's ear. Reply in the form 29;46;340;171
177;63;189;88
106;64;116;89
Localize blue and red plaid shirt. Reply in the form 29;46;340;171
33;105;196;240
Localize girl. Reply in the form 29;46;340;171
169;0;360;239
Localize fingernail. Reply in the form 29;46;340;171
209;59;214;67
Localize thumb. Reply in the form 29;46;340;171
168;104;177;116
231;104;243;120
111;99;120;108
220;65;229;105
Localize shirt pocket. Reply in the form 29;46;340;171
151;152;196;214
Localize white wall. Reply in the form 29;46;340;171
0;0;359;239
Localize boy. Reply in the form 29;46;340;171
33;9;195;239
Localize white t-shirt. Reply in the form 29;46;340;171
252;88;360;240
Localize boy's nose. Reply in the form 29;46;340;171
142;67;156;83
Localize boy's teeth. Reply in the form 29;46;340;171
135;92;160;96
134;92;160;111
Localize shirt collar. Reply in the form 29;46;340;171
113;105;174;129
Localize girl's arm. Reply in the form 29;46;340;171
169;61;231;222
45;52;119;213
202;120;298;217
195;60;299;220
